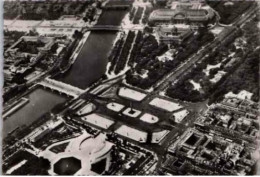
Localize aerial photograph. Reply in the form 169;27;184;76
1;0;260;175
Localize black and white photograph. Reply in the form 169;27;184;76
1;0;260;175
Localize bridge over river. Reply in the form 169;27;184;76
38;78;84;98
83;25;122;32
83;24;146;33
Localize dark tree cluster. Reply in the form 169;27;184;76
72;30;84;39
126;33;169;89
3;1;22;19
108;34;126;73
142;6;153;24
114;31;136;74
151;0;167;8
128;31;144;66
166;20;259;103
209;19;260;103
4;31;27;51
133;7;144;24
49;142;69;154
129;7;136;21
4;1;94;20
83;7;96;22
3;150;50;175
206;0;254;25
167;48;238;102
15;39;45;54
106;0;134;6
166;67;209;102
33;124;75;150
58;31;83;72
169;27;215;63
2;150;28;173
108;31;136;74
209;50;259;104
12;156;51;175
58;40;76;70
126;28;215;90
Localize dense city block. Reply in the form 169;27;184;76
2;0;259;175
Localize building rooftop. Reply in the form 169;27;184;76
42;132;114;175
156;25;193;38
149;1;214;24
7;36;55;54
167;128;257;175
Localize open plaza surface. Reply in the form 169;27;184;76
2;0;260;175
106;102;125;112
81;113;114;129
149;98;183;112
151;130;169;144
173;109;189;123
115;125;148;142
140;113;159;124
118;87;147;101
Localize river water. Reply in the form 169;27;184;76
97;10;127;26
55;31;117;89
55;10;127;89
3;87;67;138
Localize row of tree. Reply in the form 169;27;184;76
129;7;136;21
114;31;136;74
128;30;144;66
206;0;254;25
108;31;136;75
107;33;126;73
58;30;83;72
141;6;153;24
133;7;144;24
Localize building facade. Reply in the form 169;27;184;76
155;24;193;44
149;1;215;26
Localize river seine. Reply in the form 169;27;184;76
55;10;127;89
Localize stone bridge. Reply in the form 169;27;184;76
38;78;84;98
87;25;122;31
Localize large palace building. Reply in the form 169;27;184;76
149;1;215;26
155;24;193;44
